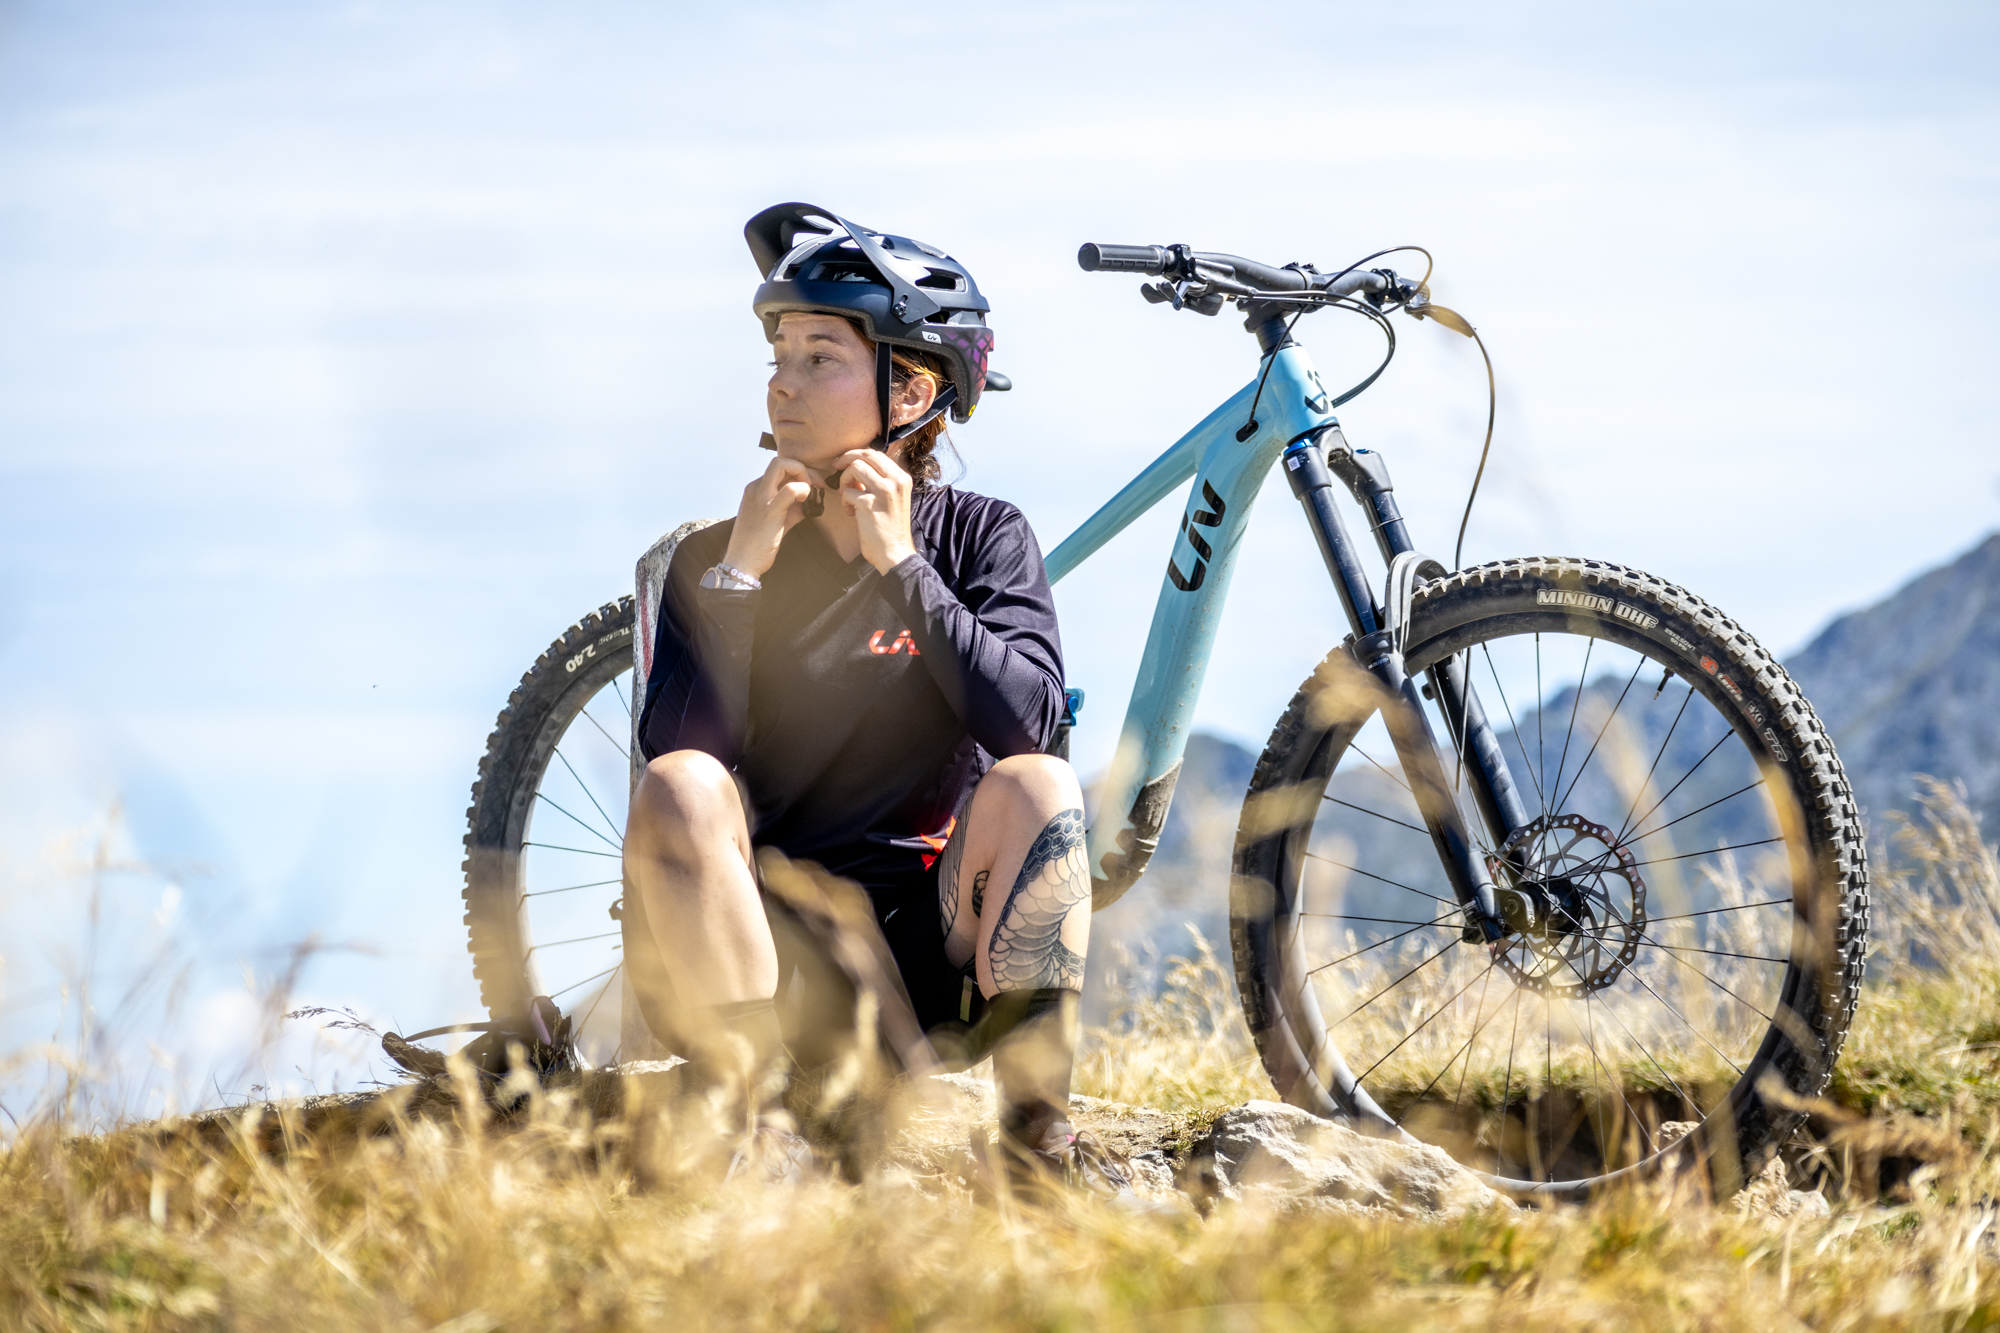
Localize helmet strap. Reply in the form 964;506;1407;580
873;341;894;451
876;340;960;448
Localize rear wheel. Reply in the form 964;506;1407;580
463;598;637;1067
1230;557;1869;1198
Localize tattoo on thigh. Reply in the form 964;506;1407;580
971;870;988;920
940;860;959;941
989;808;1089;990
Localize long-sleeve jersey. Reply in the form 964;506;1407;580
638;485;1066;888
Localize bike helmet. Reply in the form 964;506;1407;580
747;202;1005;447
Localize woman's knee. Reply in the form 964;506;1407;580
983;752;1083;812
631;750;745;845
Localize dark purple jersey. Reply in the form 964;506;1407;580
638;486;1065;888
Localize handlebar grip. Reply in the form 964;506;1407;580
1077;243;1171;274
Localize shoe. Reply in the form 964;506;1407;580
980;1120;1173;1212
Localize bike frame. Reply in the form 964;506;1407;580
1046;338;1529;926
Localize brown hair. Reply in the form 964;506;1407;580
885;345;953;491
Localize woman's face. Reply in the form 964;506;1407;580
766;312;932;471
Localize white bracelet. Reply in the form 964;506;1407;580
700;562;762;592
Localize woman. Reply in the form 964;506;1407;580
621;203;1102;1187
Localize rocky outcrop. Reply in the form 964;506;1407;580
904;1074;1507;1216
1189;1100;1510;1216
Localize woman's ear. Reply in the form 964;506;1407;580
890;370;939;427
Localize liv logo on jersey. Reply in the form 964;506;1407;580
869;629;921;656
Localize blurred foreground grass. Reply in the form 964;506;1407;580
7;780;2000;1331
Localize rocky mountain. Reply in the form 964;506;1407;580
1785;531;2000;842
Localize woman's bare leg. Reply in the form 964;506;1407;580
623;749;777;1005
623;749;791;1128
937;753;1093;1165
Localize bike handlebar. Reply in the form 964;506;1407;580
1078;241;1398;301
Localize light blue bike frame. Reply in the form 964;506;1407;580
1044;345;1342;908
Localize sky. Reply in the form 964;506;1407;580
1;0;1996;1112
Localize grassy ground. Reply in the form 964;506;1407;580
6;782;2000;1331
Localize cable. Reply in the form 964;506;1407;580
1452;325;1496;571
1236;306;1309;439
1319;296;1397;410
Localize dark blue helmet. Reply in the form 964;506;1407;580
747;203;1001;436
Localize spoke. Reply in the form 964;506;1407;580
524;878;624;899
577;701;632;765
1554;950;1653;1159
1304;912;1461;977
572;961;622;1057
1452;964;1500;1112
1327;938;1459;1030
1536;634;1547;821
1627;967;1746;1077
533;791;621;851
1347;739;1414;797
1615;682;1695;842
1627;780;1765;846
1624;730;1734;843
1634;939;1787;966
1566;962;1698;1124
1440;655;1473;800
552;745;626;847
1640;933;1777;1025
1303;851;1456;906
1648;898;1792;925
1481;640;1549;811
1541;990;1552;1181
549;963;621;1002
1499;984;1525;1161
1301;912;1455;928
527;930;623;955
1629;837;1784;868
524;842;624;859
1553;655;1645;818
1360;955;1501;1091
612;675;633;718
1323;795;1429;836
1549;637;1594;804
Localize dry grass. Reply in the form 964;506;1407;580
8;781;2000;1331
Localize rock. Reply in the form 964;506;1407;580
1196;1100;1511;1216
1735;1153;1832;1222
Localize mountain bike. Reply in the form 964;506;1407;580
459;239;1869;1199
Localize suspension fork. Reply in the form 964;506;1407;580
1281;433;1526;938
1319;434;1535;852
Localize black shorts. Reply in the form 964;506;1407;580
620;857;986;1066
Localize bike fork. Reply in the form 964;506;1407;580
1281;434;1526;940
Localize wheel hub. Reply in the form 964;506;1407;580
1487;813;1646;997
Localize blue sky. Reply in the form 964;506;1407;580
2;0;1996;1109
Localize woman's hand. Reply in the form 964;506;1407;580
834;448;918;575
721;455;815;579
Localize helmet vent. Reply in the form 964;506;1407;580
916;269;965;292
805;259;880;284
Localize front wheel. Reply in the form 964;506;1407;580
1230;557;1869;1199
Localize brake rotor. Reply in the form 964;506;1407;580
1487;813;1646;997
